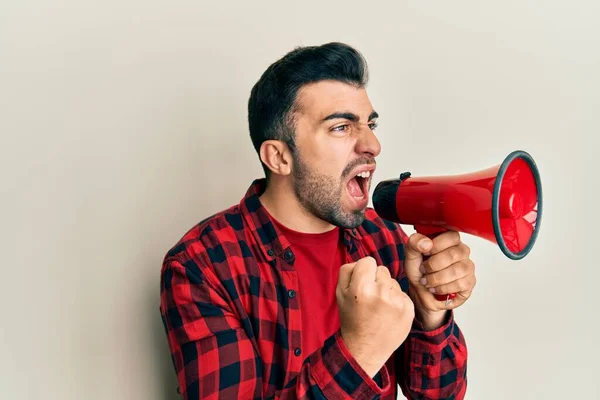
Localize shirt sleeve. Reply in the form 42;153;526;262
386;221;468;399
395;311;468;399
160;258;392;400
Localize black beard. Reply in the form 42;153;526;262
292;152;373;229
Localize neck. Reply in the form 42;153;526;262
259;177;336;234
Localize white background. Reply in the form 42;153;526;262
1;1;598;398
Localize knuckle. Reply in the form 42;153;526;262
363;256;377;268
427;273;438;287
423;259;434;273
452;231;461;242
458;260;472;276
461;243;471;257
448;246;459;261
395;291;410;306
454;261;466;275
358;256;371;265
447;266;458;281
464;259;474;273
377;265;391;275
361;288;376;299
340;263;353;273
389;277;401;291
440;284;451;295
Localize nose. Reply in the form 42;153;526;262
355;124;381;158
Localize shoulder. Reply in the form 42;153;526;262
161;203;245;272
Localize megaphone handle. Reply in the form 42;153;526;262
413;225;458;304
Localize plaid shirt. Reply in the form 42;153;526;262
160;179;467;399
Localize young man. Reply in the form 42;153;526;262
160;42;476;399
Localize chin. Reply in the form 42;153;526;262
335;209;367;229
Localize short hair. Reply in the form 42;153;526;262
247;42;369;178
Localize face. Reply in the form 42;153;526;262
290;80;381;228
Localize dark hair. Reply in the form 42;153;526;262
247;42;369;178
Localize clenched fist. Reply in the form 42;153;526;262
336;256;414;378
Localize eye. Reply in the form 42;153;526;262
332;124;349;132
368;122;378;130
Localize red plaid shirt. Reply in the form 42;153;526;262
160;179;468;399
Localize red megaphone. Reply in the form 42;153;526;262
372;150;543;303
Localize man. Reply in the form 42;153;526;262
160;42;476;399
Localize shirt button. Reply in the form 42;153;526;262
267;249;274;256
284;250;293;260
288;289;296;298
294;348;302;357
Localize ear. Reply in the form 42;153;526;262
259;140;293;177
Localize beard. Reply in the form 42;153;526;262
291;151;373;229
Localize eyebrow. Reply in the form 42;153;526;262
320;111;379;123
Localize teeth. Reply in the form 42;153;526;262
356;171;371;179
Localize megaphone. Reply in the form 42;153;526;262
372;150;542;302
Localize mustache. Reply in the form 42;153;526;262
342;158;376;178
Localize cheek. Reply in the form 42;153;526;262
312;138;354;177
295;126;356;177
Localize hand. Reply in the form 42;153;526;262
404;231;476;329
336;256;415;378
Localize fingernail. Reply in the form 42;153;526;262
419;264;426;274
419;240;432;251
429;287;436;293
420;277;427;285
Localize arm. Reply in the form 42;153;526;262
396;232;471;399
160;258;391;399
381;220;468;399
395;306;468;399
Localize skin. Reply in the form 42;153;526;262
259;80;476;376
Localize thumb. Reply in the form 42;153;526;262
404;233;433;281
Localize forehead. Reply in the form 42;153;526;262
295;80;374;120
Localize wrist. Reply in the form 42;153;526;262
415;306;448;331
340;333;385;378
409;284;448;331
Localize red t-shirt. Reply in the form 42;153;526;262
271;218;345;357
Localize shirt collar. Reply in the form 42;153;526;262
239;179;362;262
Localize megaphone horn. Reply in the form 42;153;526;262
372;150;543;302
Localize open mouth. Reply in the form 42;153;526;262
346;170;371;200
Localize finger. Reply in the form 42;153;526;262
375;265;391;282
390;281;409;300
429;231;462;255
406;233;433;261
428;273;476;295
421;259;474;288
395;290;415;314
422;243;471;274
348;256;378;287
337;262;356;290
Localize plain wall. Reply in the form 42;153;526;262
1;1;598;399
